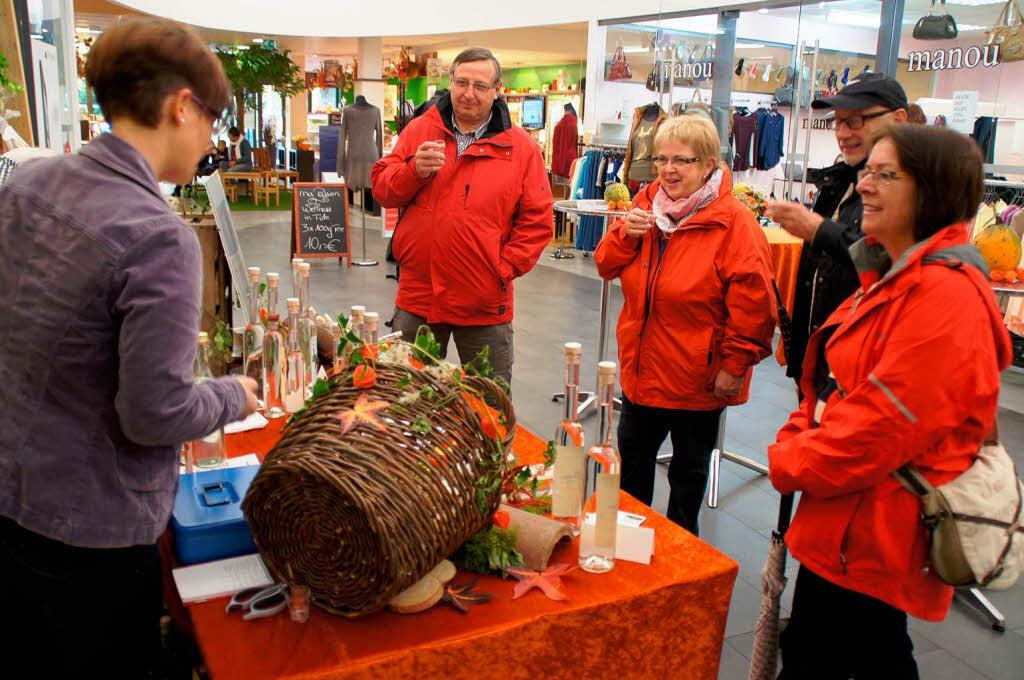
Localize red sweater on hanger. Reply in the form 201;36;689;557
551;113;579;178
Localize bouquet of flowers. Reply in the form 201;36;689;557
733;183;768;219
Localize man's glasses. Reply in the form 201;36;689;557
188;93;231;137
857;167;904;187
834;109;895;131
451;78;497;94
652;155;700;168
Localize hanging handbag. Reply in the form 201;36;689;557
893;422;1024;590
692;44;715;83
646;54;672;93
986;0;1024;62
914;0;959;40
608;45;633;81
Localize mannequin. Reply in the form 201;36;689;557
551;102;579;179
338;95;383;266
337;95;382;189
624;103;666;184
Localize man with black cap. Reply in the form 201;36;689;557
767;73;908;384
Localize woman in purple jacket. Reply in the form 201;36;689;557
0;18;258;677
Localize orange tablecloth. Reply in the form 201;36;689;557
762;226;803;365
186;423;739;680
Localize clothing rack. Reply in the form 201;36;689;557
983;178;1024;206
574;146;627;254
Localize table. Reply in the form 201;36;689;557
184;420;739;680
221;171;263;199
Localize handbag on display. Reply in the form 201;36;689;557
684;89;712;117
693;44;715;83
893;422;1024;590
646;57;672;93
608;45;633;81
913;0;959;40
986;0;1024;62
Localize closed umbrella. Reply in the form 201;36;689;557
747;493;794;680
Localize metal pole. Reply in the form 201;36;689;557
353;188;379;266
875;0;906;77
713;10;739;165
784;42;807;201
800;41;820;205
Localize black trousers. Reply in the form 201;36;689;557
616;395;722;535
0;515;164;679
779;565;919;680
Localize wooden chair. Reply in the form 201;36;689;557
221;173;238;202
254;171;280;207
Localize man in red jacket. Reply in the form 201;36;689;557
372;47;553;385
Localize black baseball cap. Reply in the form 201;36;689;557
812;72;909;111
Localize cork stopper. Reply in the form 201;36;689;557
598;361;617;377
291;258;303;269
247;266;261;282
266;272;279;286
299;262;311;276
564;342;582;357
364;312;379;330
350;305;365;319
286;297;300;313
198;331;209;343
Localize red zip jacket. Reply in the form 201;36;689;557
371;95;553;326
594;168;777;410
769;225;1013;621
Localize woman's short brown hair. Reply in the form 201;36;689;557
869;125;983;242
85;18;230;128
654;113;722;166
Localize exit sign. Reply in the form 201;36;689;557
263;38;278;50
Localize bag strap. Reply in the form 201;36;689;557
770;279;795;368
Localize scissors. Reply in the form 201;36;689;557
225;583;288;621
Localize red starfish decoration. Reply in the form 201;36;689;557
441;579;496;613
502;563;576;601
333;393;389;435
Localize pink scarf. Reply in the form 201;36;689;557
652;168;723;234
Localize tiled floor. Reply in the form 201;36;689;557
233;207;1024;679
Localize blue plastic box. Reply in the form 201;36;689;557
172;465;259;565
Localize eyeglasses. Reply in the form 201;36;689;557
652;155;700;168
188;93;231;137
834;109;895;131
857;167;904;186
451;78;497;94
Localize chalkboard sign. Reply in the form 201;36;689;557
292;183;351;264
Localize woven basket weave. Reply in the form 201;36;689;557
242;361;516;616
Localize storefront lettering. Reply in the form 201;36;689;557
801;118;834;131
664;62;714;80
906;44;1001;72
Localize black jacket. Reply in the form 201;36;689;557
787;159;865;379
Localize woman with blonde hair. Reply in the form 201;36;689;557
595;113;777;533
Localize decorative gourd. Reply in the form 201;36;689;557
974;215;1023;272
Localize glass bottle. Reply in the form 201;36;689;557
349;305;365;342
364;312;379;344
291;258;304;301
242;266;264;406
284;298;306;415
191;332;227;469
552;342;586;530
262;314;286;419
265;272;280;321
298;262;318;391
579;361;621;574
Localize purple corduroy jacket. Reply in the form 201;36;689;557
0;134;246;548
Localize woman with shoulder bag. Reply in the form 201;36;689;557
768;125;1013;678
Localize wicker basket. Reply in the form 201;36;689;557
242;361;516;616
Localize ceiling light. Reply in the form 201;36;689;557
737;44;767;49
955;24;989;31
622;47;649;53
827;10;880;28
252;38;264;44
758;8;770;13
237;45;250;50
945;0;1004;5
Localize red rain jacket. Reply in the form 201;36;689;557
769;224;1013;621
371;96;553;326
595;168;777;410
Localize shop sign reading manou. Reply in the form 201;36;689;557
906;44;1001;72
292;183;351;265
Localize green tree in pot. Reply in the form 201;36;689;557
216;46;303;149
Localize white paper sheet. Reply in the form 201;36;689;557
224;411;269;434
172;554;272;603
582;513;656;565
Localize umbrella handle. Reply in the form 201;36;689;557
776;493;795;537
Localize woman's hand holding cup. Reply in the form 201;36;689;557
624;208;656;239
